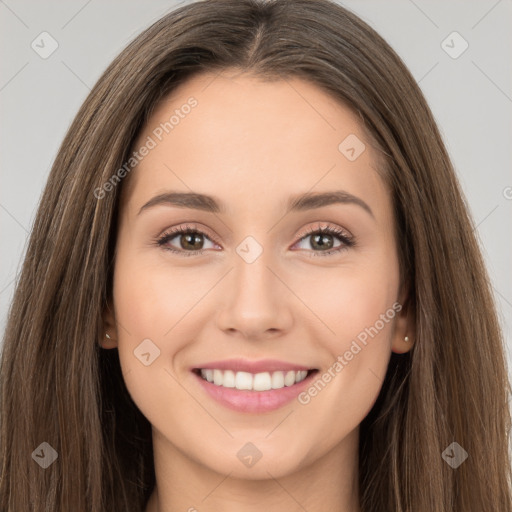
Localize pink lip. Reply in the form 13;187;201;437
192;358;314;373
191;359;318;414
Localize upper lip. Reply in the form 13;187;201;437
192;358;315;373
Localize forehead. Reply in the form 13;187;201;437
120;69;388;219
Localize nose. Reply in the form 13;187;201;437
215;248;293;341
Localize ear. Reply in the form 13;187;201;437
99;297;118;349
391;283;415;354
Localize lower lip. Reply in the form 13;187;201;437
193;370;317;413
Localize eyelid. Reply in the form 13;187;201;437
295;223;353;243
157;222;222;245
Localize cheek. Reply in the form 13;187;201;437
111;247;222;420
113;250;198;342
330;262;399;383
292;255;399;350
111;274;190;436
290;256;399;429
110;250;180;404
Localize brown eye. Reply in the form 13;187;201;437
179;232;205;250
293;225;355;257
156;226;218;255
309;232;336;251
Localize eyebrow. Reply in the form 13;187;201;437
137;190;374;218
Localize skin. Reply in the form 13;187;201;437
101;68;414;512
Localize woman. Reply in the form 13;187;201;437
1;0;510;510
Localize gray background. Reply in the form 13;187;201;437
1;1;511;380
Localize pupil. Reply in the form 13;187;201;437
183;233;202;250
313;234;333;250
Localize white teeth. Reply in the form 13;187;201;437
235;371;253;390
253;372;272;391
222;370;235;388
271;371;285;389
199;368;310;390
213;369;223;386
284;370;296;386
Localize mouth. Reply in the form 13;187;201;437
191;360;319;413
192;368;318;391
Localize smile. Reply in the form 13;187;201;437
191;359;319;413
197;368;311;391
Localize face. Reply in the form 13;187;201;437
102;69;411;481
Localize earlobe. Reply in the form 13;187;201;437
100;331;118;349
100;299;118;349
391;333;414;354
391;287;415;354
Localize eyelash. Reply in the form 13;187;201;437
154;223;356;258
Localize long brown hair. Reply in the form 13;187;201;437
1;0;510;510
